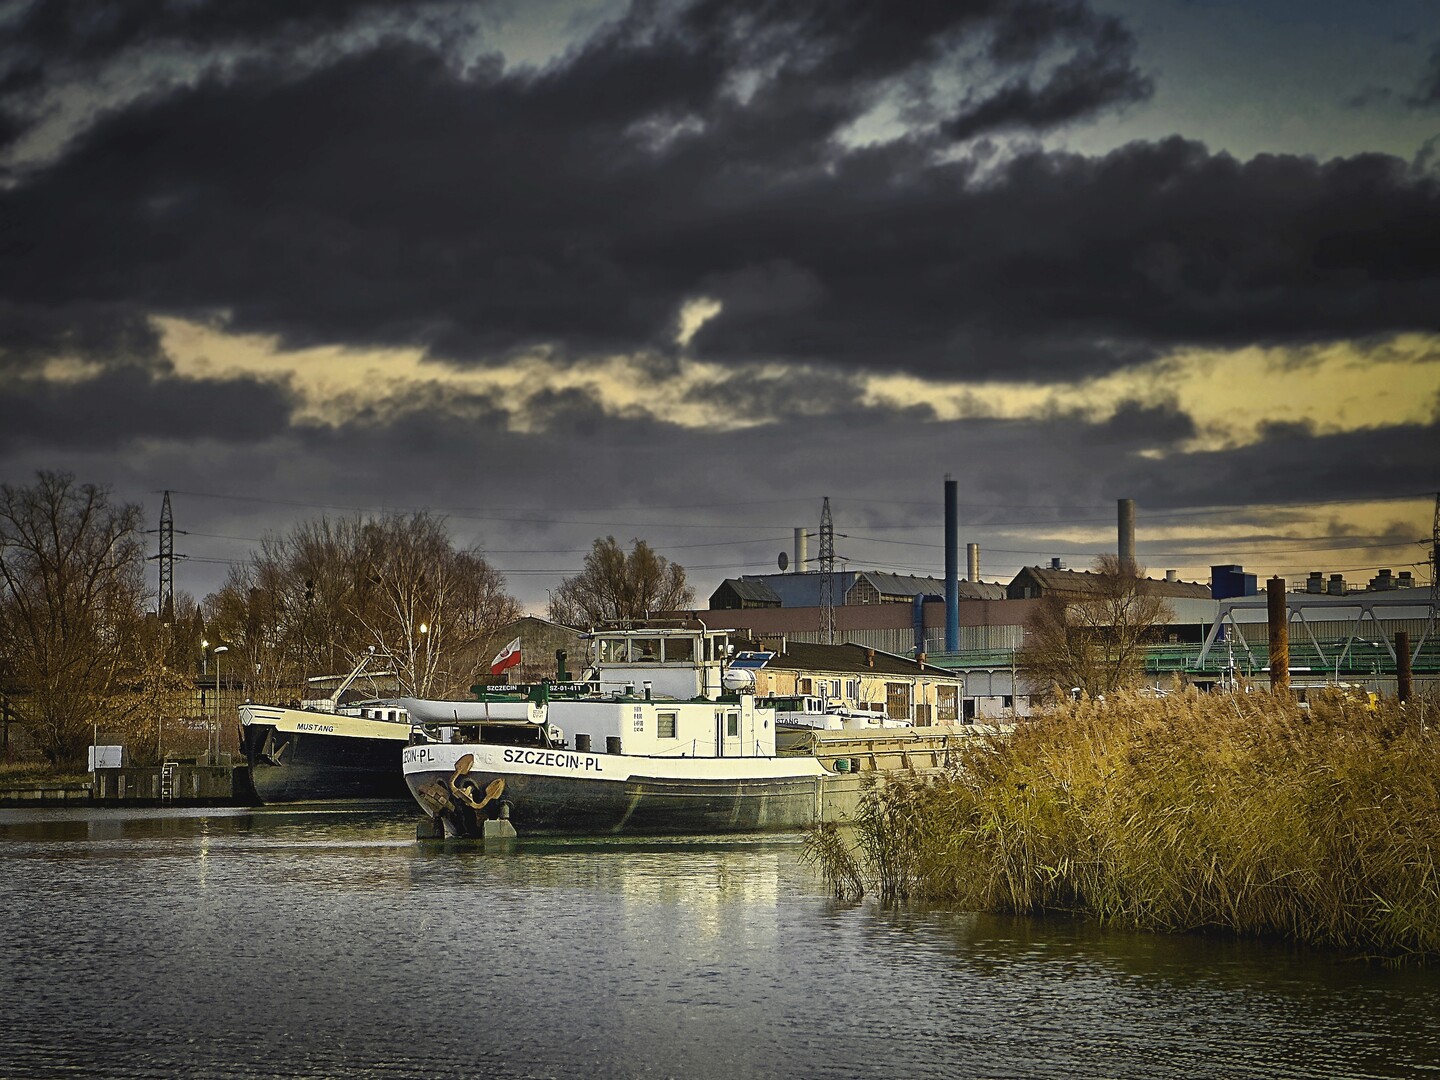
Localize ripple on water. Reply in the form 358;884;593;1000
2;807;1438;1079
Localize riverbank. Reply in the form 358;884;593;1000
808;687;1440;961
0;761;255;806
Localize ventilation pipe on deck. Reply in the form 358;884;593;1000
945;477;959;653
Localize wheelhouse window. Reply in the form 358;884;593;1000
657;711;677;739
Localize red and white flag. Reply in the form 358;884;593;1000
489;637;522;675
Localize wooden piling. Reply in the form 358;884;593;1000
1396;630;1412;702
1267;576;1289;695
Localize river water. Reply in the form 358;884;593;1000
3;805;1438;1080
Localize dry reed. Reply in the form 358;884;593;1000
810;687;1440;960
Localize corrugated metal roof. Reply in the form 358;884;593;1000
1011;566;1211;599
722;570;1008;608
727;572;856;608
851;571;946;597
715;578;783;603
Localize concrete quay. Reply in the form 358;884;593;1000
1;764;255;807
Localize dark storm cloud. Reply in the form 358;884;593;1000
1081;400;1196;447
0;0;1166;379
6;0;386;58
1106;420;1440;516
944;2;1152;139
0;301;164;372
5;373;1426;607
1407;39;1440;108
0;367;294;451
0;0;1435;388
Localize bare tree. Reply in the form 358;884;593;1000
207;512;521;700
547;536;695;627
349;513;522;696
1016;554;1174;699
115;615;201;766
0;473;147;767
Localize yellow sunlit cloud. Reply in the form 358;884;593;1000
137;317;1440;452
153;315;778;434
862;335;1439;453
675;296;723;349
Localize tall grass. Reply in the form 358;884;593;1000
806;688;1440;960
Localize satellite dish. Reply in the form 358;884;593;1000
778;552;789;571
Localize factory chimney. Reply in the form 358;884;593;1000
967;543;980;582
945;477;959;653
792;528;807;574
1118;498;1136;572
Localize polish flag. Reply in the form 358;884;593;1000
490;637;522;675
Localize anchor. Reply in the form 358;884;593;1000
450;754;505;811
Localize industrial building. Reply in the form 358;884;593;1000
694;487;1440;718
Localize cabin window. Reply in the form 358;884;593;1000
936;686;959;723
657;711;677;739
726;711;740;737
663;638;694;663
885;682;912;720
599;639;627;664
632;639;661;661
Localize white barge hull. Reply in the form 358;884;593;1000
403;742;831;837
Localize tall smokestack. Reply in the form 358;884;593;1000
793;528;807;574
945;476;959;652
967;543;980;582
1118;498;1136;572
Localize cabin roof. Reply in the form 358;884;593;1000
736;638;949;678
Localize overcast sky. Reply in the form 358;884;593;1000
1;0;1436;614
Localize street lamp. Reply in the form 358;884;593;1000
212;645;229;765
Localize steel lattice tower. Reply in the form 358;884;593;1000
819;497;835;644
1431;492;1439;600
1426;492;1440;656
147;490;186;621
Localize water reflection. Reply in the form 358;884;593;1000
2;806;1438;1080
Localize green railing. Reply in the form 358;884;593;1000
925;639;1440;677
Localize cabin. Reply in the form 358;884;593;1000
733;639;965;726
